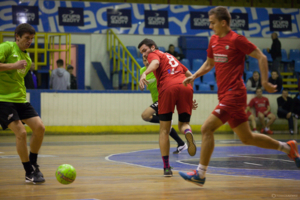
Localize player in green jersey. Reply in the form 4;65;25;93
140;58;188;155
0;23;45;184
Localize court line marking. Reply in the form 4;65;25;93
228;154;294;162
105;150;299;181
244;162;263;166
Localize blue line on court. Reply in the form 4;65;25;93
107;145;300;180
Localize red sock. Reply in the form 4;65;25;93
184;129;192;134
253;128;257;131
162;156;170;168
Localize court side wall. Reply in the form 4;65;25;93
11;91;289;133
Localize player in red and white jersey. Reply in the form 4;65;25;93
247;88;277;134
179;6;300;187
138;39;197;177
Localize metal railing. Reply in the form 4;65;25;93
106;29;141;90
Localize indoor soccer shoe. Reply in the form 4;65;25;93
173;143;188;154
185;132;197;156
25;170;45;184
287;140;300;168
179;170;205;187
164;167;173;177
32;164;43;177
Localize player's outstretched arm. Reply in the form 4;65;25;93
248;48;277;93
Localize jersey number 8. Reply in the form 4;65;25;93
166;54;178;74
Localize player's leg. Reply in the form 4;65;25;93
248;114;257;132
159;113;173;177
233;121;300;168
258;112;266;133
22;116;45;176
265;112;276;134
141;102;159;123
178;115;196;156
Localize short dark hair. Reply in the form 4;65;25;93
253;71;260;75
256;87;262;92
56;59;64;67
208;6;231;26
67;65;74;70
169;44;174;48
283;88;288;92
15;23;35;41
138;38;158;50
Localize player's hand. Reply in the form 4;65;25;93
262;82;277;93
263;111;268;115
139;72;148;90
13;60;27;70
183;75;195;86
192;99;198;110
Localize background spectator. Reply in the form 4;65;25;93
268;70;282;93
50;59;70;90
166;44;183;61
67;65;77;90
267;32;281;73
246;71;264;91
277;89;297;135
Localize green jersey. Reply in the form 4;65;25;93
0;41;31;103
140;67;159;103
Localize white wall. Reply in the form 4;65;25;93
40;92;287;126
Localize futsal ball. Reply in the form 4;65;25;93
55;164;76;184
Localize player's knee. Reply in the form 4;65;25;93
35;124;45;136
141;113;151;121
15;131;27;141
258;113;264;118
201;124;213;135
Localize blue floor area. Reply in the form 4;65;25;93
107;145;300;180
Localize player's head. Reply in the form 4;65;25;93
252;71;260;81
168;44;175;53
282;88;289;98
138;38;158;59
255;87;263;97
56;59;64;68
208;6;231;36
143;57;149;68
271;32;278;40
15;23;35;51
271;70;278;80
67;65;74;74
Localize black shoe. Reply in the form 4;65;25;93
25;170;45;184
164;167;173;177
32;164;43;177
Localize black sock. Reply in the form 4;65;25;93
169;128;185;146
29;152;38;165
149;115;160;123
23;161;34;175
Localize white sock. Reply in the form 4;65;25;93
265;127;269;131
197;164;207;179
278;142;291;154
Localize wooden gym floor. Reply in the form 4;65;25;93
0;133;300;200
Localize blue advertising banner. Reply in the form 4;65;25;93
144;10;168;29
269;14;292;32
58;7;84;26
1;1;299;38
12;5;39;25
230;13;249;30
107;9;132;28
190;12;209;30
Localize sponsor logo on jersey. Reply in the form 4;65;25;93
214;53;228;63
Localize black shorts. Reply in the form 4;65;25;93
150;101;158;114
0;102;39;130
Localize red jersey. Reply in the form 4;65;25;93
147;50;191;94
207;31;257;97
248;96;269;114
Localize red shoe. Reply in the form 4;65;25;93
287;140;300;168
260;128;265;133
265;130;273;135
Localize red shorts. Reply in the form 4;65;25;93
158;84;193;115
246;111;252;118
212;91;248;129
256;111;271;117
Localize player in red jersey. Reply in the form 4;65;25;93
179;6;300;187
247;88;277;134
138;39;197;177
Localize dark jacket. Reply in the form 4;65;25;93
166;51;184;60
70;74;77;89
24;70;37;89
277;96;293;113
249;77;262;88
268;76;282;92
293;93;300;114
269;38;282;60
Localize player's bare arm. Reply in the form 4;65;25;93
139;59;159;90
248;48;277;93
0;60;27;72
